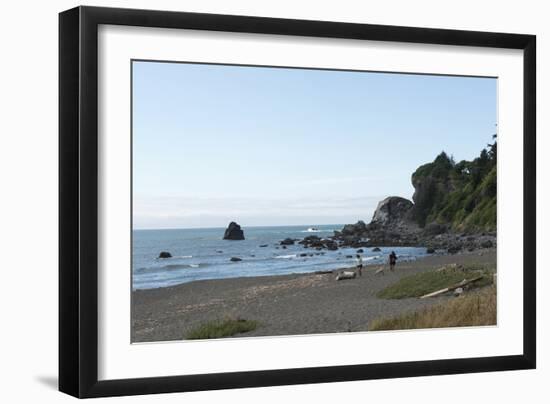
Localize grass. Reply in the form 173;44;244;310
185;318;258;340
376;265;494;299
369;286;496;331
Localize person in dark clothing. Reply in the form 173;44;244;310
389;251;397;271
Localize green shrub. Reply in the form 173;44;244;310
185;318;258;340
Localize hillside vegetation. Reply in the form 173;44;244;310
411;137;497;231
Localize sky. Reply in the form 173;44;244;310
132;61;496;229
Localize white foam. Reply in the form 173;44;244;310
300;228;332;233
275;254;297;259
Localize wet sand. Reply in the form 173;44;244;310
132;249;496;342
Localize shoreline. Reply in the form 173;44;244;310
132;248;496;342
132;247;487;292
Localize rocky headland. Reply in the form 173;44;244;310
292;141;497;254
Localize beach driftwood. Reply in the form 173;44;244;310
420;276;484;299
336;271;356;281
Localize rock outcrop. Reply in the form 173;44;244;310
298;235;338;250
158;251;172;259
332;197;420;247
371;196;414;225
341;220;368;236
423;232;496;251
223;221;245;240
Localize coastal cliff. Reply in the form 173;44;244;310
411;140;497;232
334;140;497;251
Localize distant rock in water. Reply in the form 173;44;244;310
230;257;242;262
223;221;245;240
158;251;172;259
280;238;295;245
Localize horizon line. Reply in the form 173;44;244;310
133;223;347;231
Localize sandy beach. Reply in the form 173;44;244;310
132;249;496;342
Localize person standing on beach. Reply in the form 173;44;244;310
389;251;397;272
356;254;363;277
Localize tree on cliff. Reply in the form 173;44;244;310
411;138;497;231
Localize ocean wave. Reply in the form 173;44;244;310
154;255;192;260
164;263;202;269
300;228;332;233
275;254;297;259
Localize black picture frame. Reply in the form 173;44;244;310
59;5;536;398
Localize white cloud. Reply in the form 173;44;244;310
132;194;393;229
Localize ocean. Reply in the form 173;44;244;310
132;225;428;290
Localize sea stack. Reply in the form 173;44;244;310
223;221;245;240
